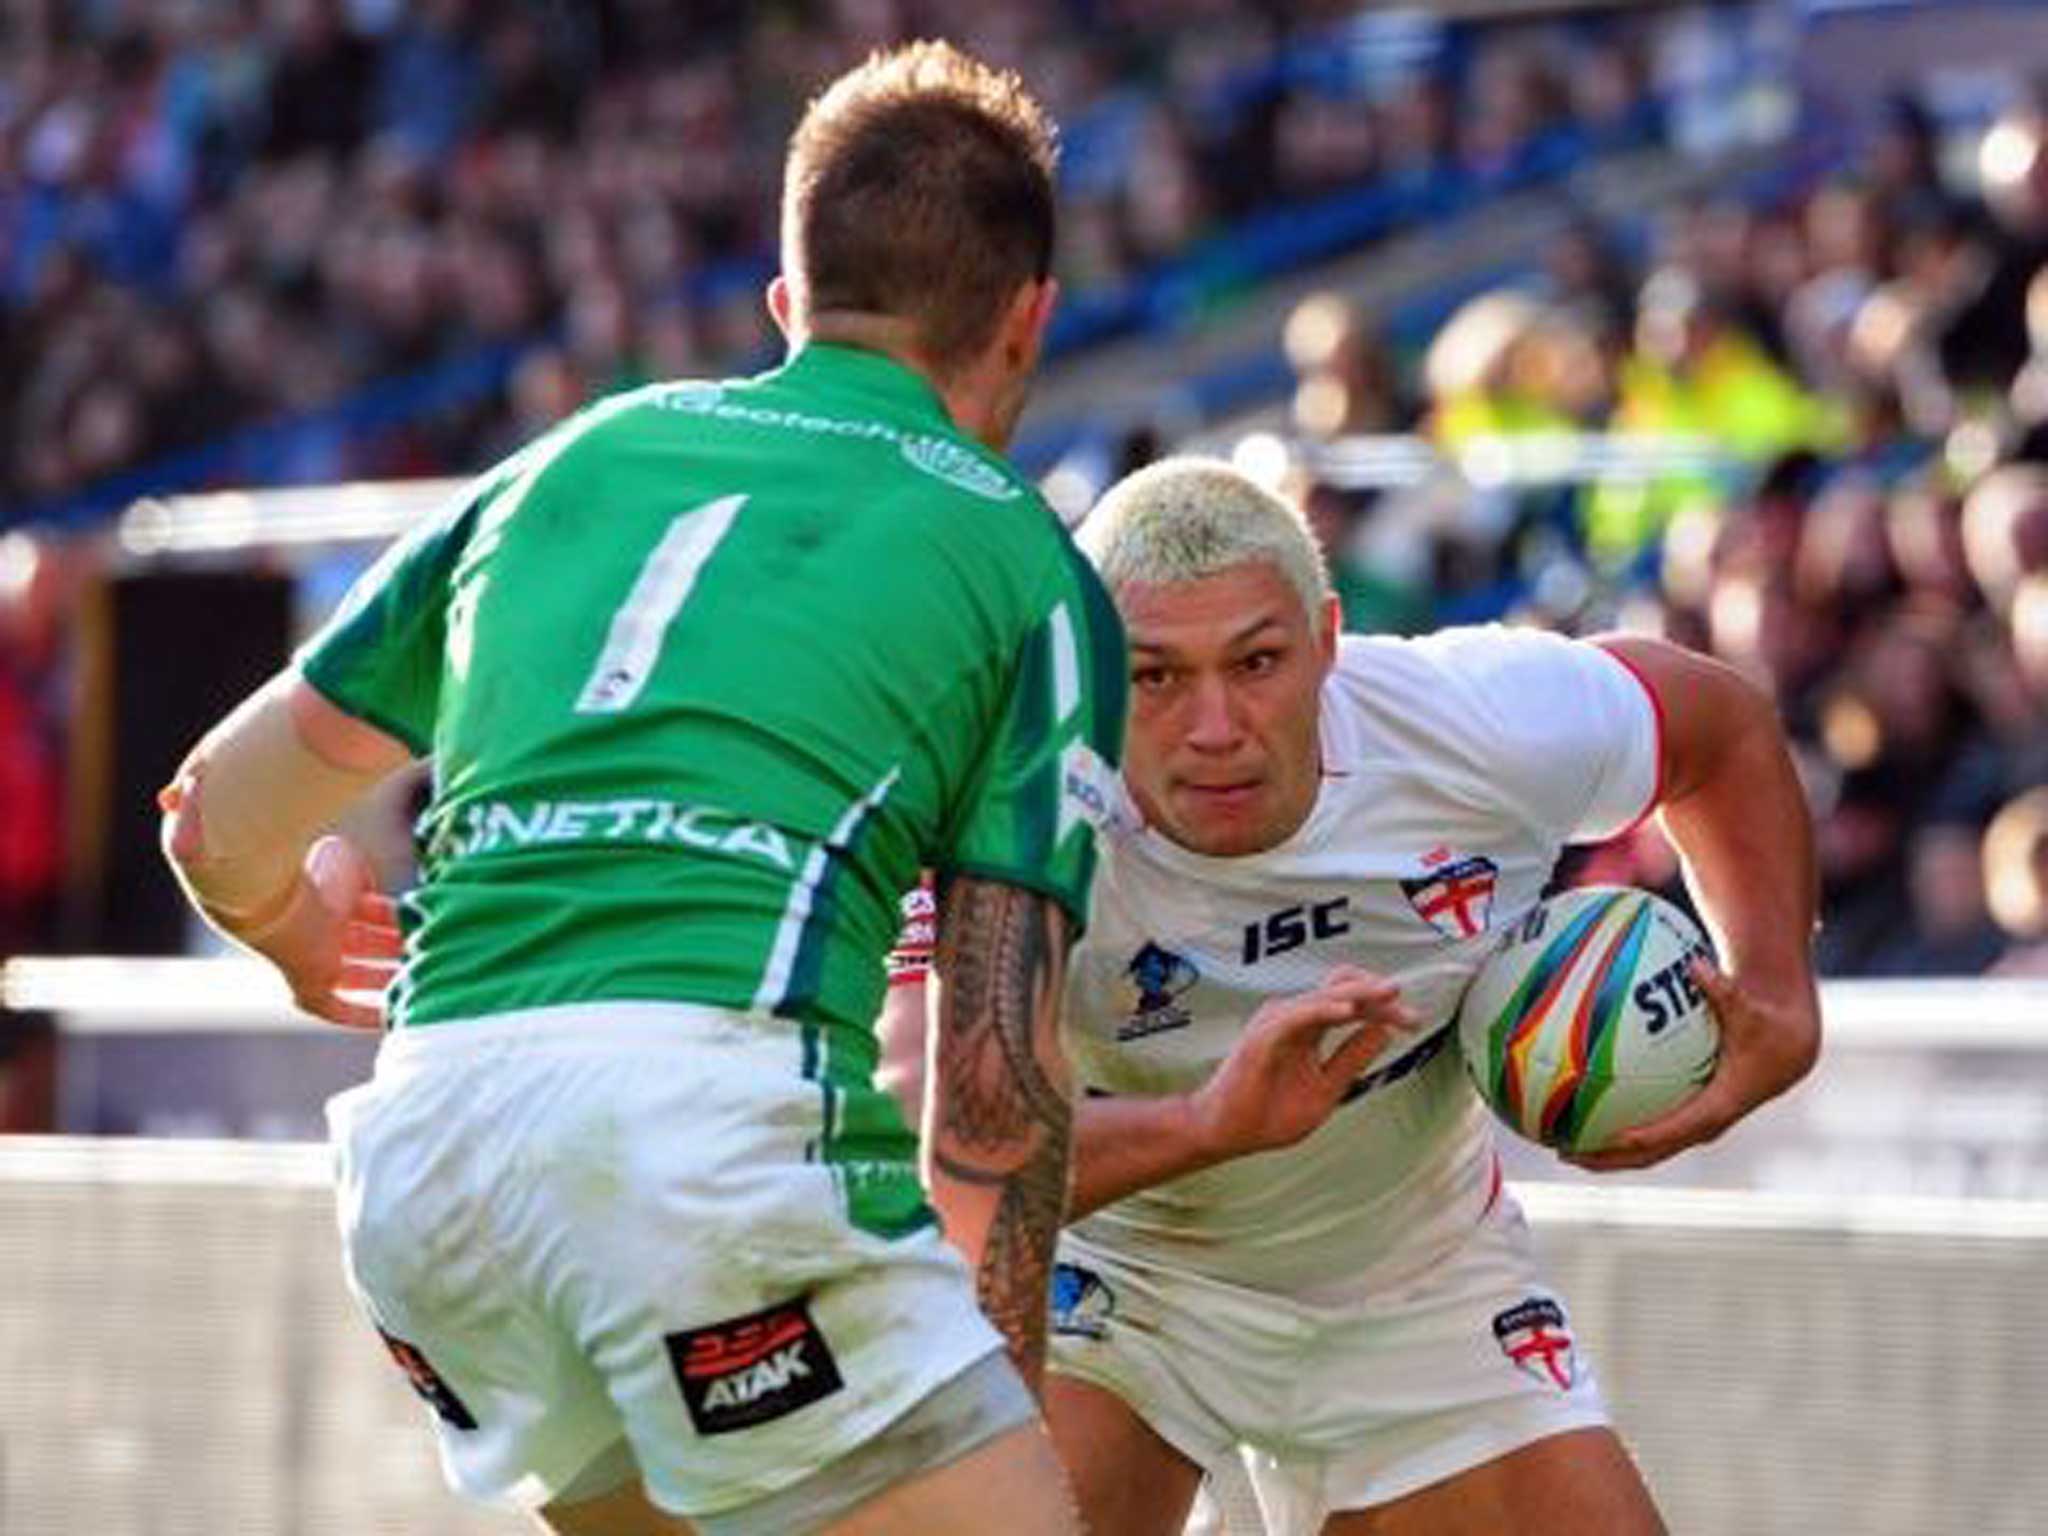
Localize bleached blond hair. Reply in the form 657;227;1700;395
1078;456;1330;618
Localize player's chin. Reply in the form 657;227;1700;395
1167;785;1276;856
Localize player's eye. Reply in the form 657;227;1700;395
1132;664;1175;692
1236;649;1283;677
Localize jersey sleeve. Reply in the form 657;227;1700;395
938;540;1127;933
1435;626;1660;844
294;488;482;755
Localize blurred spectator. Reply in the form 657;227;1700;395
1424;290;1559;444
1865;819;2007;976
1283;291;1411;442
0;532;67;958
261;0;378;163
1962;463;2048;617
1585;268;1844;564
1984;786;2048;974
1288;472;1430;637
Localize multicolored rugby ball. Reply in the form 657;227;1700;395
1455;885;1720;1155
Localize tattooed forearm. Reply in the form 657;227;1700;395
929;877;1074;1387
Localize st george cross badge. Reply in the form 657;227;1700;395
1492;1297;1578;1391
1399;852;1499;940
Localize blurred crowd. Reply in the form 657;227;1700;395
3;2;2044;987
1284;90;2048;978
0;0;1672;516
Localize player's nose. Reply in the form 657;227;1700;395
1180;672;1244;751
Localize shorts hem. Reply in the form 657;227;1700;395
1047;1357;1233;1470
453;1418;628;1514
679;1350;1034;1536
1327;1403;1613;1512
641;1335;1004;1521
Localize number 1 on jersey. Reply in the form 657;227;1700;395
575;493;747;714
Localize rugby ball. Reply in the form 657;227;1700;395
1455;886;1719;1155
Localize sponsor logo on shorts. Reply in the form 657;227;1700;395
1118;942;1198;1040
377;1328;479;1430
666;1297;845;1436
1400;852;1499;940
1050;1263;1115;1340
1491;1297;1577;1391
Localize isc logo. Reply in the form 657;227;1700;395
1242;897;1350;964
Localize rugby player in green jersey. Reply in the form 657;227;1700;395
159;43;1124;1536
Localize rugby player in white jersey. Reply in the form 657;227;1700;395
883;458;1821;1534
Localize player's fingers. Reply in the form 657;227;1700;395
357;892;399;925
1321;1018;1395;1083
326;996;388;1030
1688;958;1744;1022
1257;990;1377;1041
338;956;399;990
1280;995;1417;1061
344;918;402;959
1568;1079;1736;1170
1319;964;1401;998
296;988;384;1032
307;835;379;918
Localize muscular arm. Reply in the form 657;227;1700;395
923;876;1075;1393
887;983;1238;1219
1067;1096;1216;1220
1581;635;1821;1167
884;957;1409;1227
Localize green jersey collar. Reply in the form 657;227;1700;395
777;343;956;429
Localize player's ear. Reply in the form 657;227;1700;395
1003;277;1059;370
767;275;795;340
1316;593;1342;669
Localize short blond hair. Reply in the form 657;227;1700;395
1078;456;1330;617
783;42;1058;372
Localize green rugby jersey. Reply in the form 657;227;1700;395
299;343;1124;1087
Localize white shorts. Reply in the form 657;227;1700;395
326;1003;1008;1523
1049;1186;1608;1527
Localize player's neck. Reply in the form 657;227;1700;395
799;311;1012;451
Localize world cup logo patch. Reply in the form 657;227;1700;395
1118;942;1199;1040
1051;1263;1116;1340
1492;1296;1577;1391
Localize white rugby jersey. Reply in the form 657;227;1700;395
1058;626;1660;1298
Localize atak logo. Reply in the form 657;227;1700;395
665;1297;844;1436
1491;1297;1577;1391
1119;942;1199;1040
1050;1262;1116;1340
1400;853;1499;940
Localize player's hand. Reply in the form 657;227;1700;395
1189;966;1420;1159
1567;959;1819;1172
257;835;399;1031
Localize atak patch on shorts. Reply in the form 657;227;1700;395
1050;1262;1116;1340
377;1328;479;1430
1491;1296;1577;1391
666;1296;844;1436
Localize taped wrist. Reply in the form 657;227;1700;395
160;678;384;935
